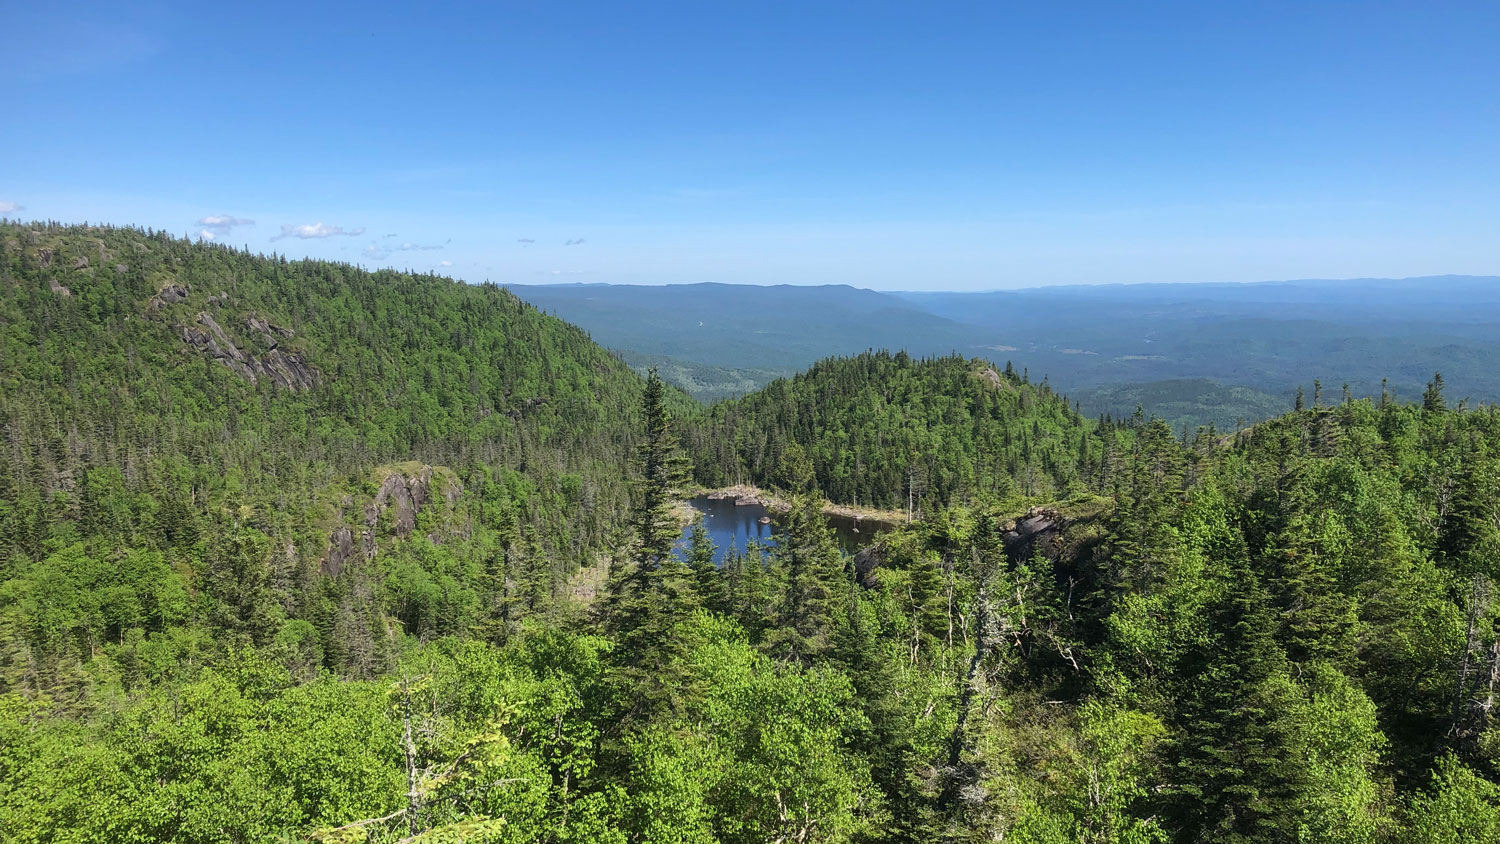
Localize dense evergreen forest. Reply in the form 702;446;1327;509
686;352;1104;511
0;222;671;679
2;225;1499;843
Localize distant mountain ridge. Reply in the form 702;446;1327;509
512;275;1500;431
887;274;1500;296
511;281;991;401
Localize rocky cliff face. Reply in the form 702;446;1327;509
323;526;358;578
320;465;465;576
136;274;317;391
367;468;434;539
178;310;317;390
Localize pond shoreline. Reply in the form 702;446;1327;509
698;484;905;528
680;491;893;564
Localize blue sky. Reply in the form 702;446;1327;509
3;1;1497;289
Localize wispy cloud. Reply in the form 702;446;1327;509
565;238;586;246
272;222;366;241
517;238;535;246
439;260;452;267
196;214;254;239
362;239;450;261
0;201;24;215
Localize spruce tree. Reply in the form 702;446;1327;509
684;517;725;615
1167;560;1305;842
1424;372;1447;412
601;369;696;707
765;491;845;664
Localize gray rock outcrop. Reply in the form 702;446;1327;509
1001;507;1065;564
178;311;317;390
320;466;463;575
322;527;356;577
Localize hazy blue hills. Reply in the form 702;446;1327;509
897;276;1500;423
511;276;1500;431
513;282;985;367
934;275;1500;308
511;282;994;402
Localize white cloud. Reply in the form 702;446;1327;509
439;260;452;267
272;222;366;241
198;214;253;228
565;238;586;246
196;214;254;238
0;201;24;215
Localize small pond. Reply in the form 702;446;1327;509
675;495;893;565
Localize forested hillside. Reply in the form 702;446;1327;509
0;222;667;682
826;389;1500;841
687;352;1109;511
2;224;1499;843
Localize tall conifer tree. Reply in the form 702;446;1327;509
602;369;696;707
